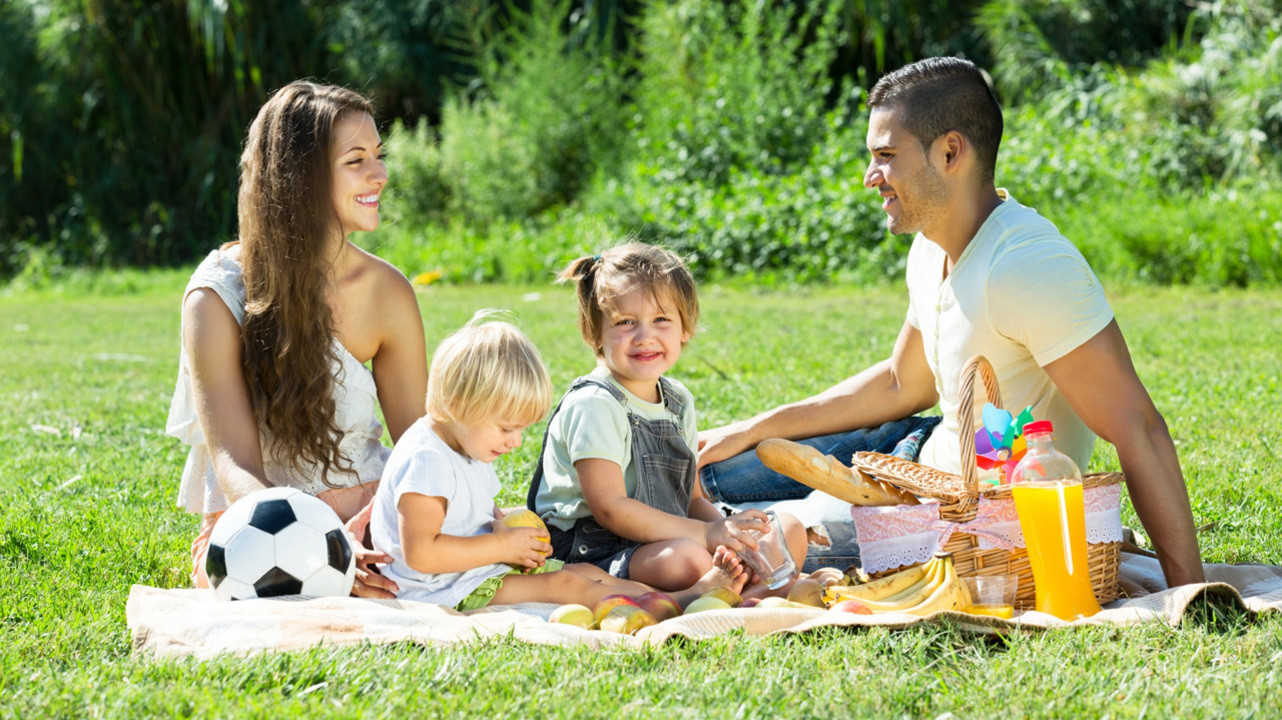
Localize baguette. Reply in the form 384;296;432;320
755;438;918;507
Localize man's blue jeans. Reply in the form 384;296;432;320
699;415;941;572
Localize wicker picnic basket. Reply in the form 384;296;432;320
850;355;1122;609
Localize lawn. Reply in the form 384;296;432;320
1;273;1280;719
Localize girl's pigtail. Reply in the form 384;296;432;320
558;253;608;355
556;254;600;286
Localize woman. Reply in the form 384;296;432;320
166;81;426;597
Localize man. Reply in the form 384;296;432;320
697;56;1204;587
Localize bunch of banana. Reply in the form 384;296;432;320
824;553;972;616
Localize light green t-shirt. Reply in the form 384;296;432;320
533;366;698;532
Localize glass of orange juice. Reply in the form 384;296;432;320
961;575;1017;619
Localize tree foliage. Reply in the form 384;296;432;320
2;0;1280;286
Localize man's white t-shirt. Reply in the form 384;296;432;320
369;417;509;607
907;190;1114;475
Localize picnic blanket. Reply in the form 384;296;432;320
127;548;1282;659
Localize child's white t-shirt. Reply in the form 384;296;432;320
370;417;509;607
907;190;1114;475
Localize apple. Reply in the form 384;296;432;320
830;599;874;615
636;591;682;622
500;509;551;570
598;605;657;634
592;594;642;625
740;597;762;608
549;603;595;628
785;579;825;607
758;596;813;610
701;586;742;608
500;509;550;542
683;596;731;614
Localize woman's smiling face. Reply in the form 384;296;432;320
330;111;387;238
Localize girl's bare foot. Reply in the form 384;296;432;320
691;546;749;596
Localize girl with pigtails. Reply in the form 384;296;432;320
526;242;809;596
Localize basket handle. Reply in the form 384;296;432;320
957;355;1003;496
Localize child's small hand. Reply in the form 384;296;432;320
704;509;770;554
494;523;553;569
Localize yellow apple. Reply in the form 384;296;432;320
549;603;595;628
683;596;732;614
786;579;826;607
700;586;742;608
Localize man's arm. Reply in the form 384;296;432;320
697;320;939;467
1043;320;1205;586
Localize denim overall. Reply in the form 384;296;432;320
526;376;695;578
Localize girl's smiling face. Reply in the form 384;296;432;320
597;287;690;403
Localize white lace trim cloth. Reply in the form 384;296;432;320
851;484;1123;574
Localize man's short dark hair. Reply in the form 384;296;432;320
867;57;1003;183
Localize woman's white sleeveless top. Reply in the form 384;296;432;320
165;249;390;513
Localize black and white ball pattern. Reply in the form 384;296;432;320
205;487;356;601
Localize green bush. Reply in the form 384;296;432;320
976;0;1193;102
6;0;1282;289
361;213;617;284
430;0;630;225
382;119;452;228
588;110;903;283
631;0;843;186
571;0;899;283
0;0;501;276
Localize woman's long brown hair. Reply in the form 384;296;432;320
236;81;373;485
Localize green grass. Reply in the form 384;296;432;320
2;273;1281;718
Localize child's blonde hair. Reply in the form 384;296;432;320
556;242;699;357
426;311;553;426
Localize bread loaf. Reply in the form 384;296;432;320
755;438;918;506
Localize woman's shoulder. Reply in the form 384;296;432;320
347;245;413;289
343;247;419;321
183;244;246;324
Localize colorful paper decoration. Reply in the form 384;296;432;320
974;403;1035;481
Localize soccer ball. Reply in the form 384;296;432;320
206;487;356;601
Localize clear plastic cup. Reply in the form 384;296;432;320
961;575;1018;619
737;510;798;590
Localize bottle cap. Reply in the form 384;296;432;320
1022;420;1053;436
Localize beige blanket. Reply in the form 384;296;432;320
127;550;1282;659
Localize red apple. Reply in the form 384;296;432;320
592;594;642;625
636;591;682;622
830;599;873;615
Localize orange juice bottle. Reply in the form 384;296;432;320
1010;421;1101;620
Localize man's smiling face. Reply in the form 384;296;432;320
863;107;951;237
